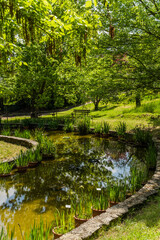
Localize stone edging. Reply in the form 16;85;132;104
0;135;38;163
58;135;160;240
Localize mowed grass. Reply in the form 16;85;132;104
3;97;160;131
96;192;160;240
0;141;27;162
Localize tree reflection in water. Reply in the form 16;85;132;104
0;132;147;239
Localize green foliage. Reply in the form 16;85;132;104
53;209;74;235
110;184;120;203
26;220;51;240
16;148;42;167
129;167;145;194
93;189;109;210
1;129;11;136
134;127;153;146
116;122;127;137
77;117;90;135
0;227;14;240
94;123;103;134
21;118;59;130
34;130;56;157
39;138;56;157
146;145;157;170
63;119;74;132
102;122;110;134
14;129;31;139
0;162;14;175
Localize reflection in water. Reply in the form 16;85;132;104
0;132;147;239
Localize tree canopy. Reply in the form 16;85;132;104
0;0;160;112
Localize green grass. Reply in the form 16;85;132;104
97;192;160;240
3;97;160;131
0;141;27;162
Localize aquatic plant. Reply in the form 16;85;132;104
77;117;90;135
14;129;21;138
34;129;56;157
1;128;11;136
34;129;44;143
63;119;74;132
116;122;127;137
145;145;157;170
133;126;153;146
129;167;145;194
0;227;14;240
28;148;42;163
15;148;41;167
39;137;56;157
73;188;92;219
26;220;51;240
53;209;74;235
102;121;110;135
93;188;109;210
0;162;14;175
16;150;29;167
94;123;103;134
110;184;120;203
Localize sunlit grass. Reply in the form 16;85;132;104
97;192;160;240
3;98;160;131
0;141;27;162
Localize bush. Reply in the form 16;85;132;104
77;117;90;135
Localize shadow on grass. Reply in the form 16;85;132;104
97;105;118;112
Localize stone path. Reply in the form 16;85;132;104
58;135;160;240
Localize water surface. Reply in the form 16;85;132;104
0;132;147;239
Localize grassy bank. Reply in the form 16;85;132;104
3;98;160;131
0;141;27;162
96;192;160;240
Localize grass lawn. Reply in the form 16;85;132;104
2;101;156;131
3;97;160;131
0;141;27;162
96;192;160;240
3;98;160;131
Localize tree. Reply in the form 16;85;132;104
83;56;120;110
15;44;58;113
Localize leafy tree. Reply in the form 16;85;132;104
15;45;58;113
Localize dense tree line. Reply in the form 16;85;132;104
0;0;160;112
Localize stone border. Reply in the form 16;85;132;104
0;135;38;163
58;135;160;240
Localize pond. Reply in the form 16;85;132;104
0;131;148;239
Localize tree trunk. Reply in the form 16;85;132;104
136;93;141;108
30;97;38;118
94;100;99;111
0;98;4;113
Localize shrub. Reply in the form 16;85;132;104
77;117;90;135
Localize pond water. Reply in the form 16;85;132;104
0;131;148;239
